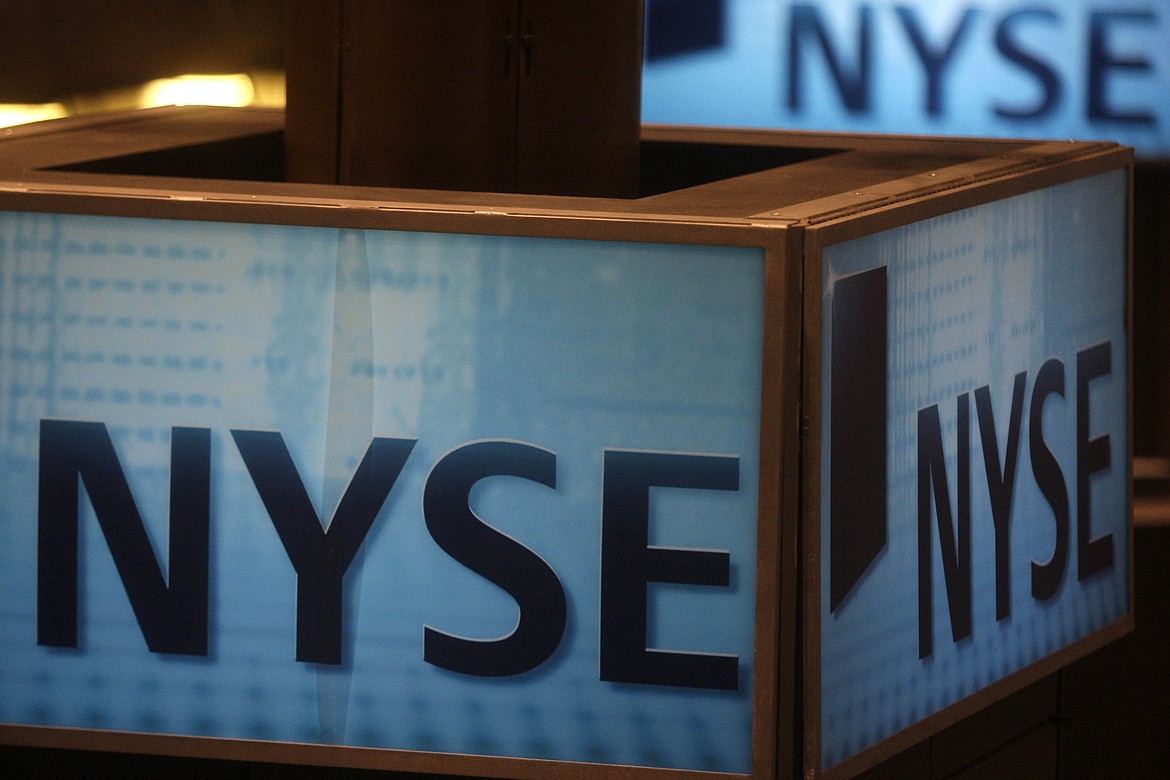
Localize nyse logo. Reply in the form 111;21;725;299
35;422;741;690
786;3;1160;126
829;266;1118;659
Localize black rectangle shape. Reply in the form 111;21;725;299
829;265;888;612
646;0;725;61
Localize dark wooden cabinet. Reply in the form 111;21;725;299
286;0;642;197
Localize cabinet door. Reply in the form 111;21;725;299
337;0;518;191
286;0;643;196
515;0;643;198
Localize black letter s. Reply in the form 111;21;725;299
423;441;565;676
1030;358;1070;601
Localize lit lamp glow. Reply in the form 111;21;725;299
138;74;255;109
0;102;68;128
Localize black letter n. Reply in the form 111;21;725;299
38;420;210;655
788;4;873;113
918;400;973;659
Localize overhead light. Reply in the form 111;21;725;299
0;102;69;128
138;74;255;109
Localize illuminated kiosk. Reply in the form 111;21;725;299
0;107;1132;779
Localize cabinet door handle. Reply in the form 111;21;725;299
504;18;515;77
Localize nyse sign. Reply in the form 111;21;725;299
818;169;1130;769
0;214;764;773
36;424;741;689
643;0;1169;158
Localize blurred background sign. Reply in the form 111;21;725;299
643;0;1170;160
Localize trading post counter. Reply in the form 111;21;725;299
0;108;1133;779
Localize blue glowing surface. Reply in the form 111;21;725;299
0;215;764;772
819;169;1129;768
644;0;1170;159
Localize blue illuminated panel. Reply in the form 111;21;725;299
819;169;1129;769
0;215;764;773
643;0;1170;159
